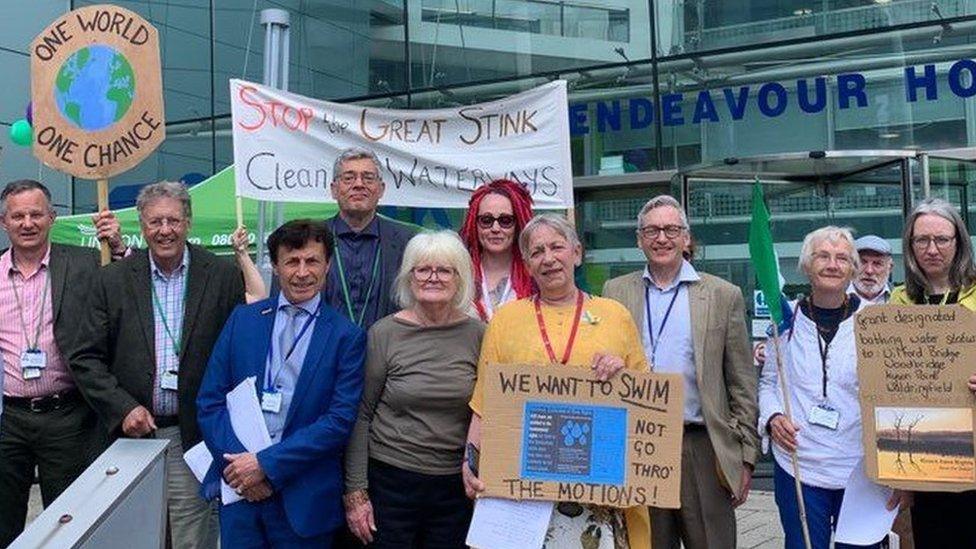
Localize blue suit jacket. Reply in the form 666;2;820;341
196;296;366;537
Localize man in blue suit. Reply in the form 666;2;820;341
197;219;365;547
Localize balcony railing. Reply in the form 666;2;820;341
679;0;969;52
421;0;630;42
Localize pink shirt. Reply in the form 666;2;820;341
0;246;73;398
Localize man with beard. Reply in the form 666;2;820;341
849;235;893;304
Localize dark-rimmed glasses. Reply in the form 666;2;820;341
412;266;456;281
911;235;955;250
477;214;516;230
637;225;685;240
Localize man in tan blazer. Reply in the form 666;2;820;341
602;195;759;549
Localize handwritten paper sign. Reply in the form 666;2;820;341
855;304;976;491
230;79;573;208
480;363;684;508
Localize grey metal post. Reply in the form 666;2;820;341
256;8;291;284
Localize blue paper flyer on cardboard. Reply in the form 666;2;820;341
521;402;627;485
481;363;685;509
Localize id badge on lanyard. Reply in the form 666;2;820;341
161;370;179;391
261;390;282;414
809;403;840;430
21;349;45;380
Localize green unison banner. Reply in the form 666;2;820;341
50;167;340;255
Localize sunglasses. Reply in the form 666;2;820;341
477;214;516;229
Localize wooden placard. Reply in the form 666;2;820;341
480;363;684;508
855;304;976;492
30;4;165;180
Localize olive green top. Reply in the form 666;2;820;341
344;314;485;492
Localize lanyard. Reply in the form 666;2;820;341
643;284;681;364
534;290;585;365
334;245;381;327
151;269;189;358
9;269;50;351
807;296;849;400
265;302;321;391
480;268;513;320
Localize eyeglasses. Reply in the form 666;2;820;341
810;252;853;266
412;266;456;281
637;225;685;239
477;214;516;230
911;235;955;250
337;171;380;185
144;216;186;230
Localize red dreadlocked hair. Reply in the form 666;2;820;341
460;179;536;321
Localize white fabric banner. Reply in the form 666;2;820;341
230;79;574;208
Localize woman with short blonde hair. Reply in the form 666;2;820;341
344;230;484;548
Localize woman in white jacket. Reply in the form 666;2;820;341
759;226;903;549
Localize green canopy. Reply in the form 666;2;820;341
50;167;339;255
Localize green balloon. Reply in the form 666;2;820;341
10;119;32;146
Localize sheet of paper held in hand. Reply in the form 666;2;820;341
465;498;554;549
480;363;685;509
855;304;976;491
220;376;273;505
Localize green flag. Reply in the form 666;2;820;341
748;180;783;325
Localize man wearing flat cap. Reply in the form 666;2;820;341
850;235;893;305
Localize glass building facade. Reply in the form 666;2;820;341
3;0;976;311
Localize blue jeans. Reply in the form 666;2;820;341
773;462;884;549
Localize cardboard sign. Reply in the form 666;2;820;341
855;304;976;492
230;79;573;208
30;4;165;179
480;363;684;508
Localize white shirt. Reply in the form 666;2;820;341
642;261;702;423
758;299;866;489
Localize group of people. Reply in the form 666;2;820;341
0;145;973;549
756;204;976;549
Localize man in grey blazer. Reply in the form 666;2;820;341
324;147;416;330
0;179;125;547
602;195;759;549
71;181;244;549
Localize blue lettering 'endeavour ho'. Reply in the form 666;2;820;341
797;78;828;114
905;64;938;102
692;91;719;124
948;59;976;98
566;60;976;136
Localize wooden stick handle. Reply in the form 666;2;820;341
770;321;814;549
96;179;110;266
235;195;244;229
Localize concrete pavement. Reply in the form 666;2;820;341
26;486;786;547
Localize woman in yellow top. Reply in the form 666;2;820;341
463;213;651;549
889;198;976;548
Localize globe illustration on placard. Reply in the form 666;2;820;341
54;44;135;131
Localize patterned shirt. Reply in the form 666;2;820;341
325;216;381;328
0;246;73;398
150;249;189;417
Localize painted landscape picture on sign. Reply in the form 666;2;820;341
875;406;975;483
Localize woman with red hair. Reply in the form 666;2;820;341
459;180;535;321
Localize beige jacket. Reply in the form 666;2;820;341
602;270;760;493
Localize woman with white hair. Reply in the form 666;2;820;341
343;230;484;548
890;198;976;548
759;226;896;549
462;213;650;549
